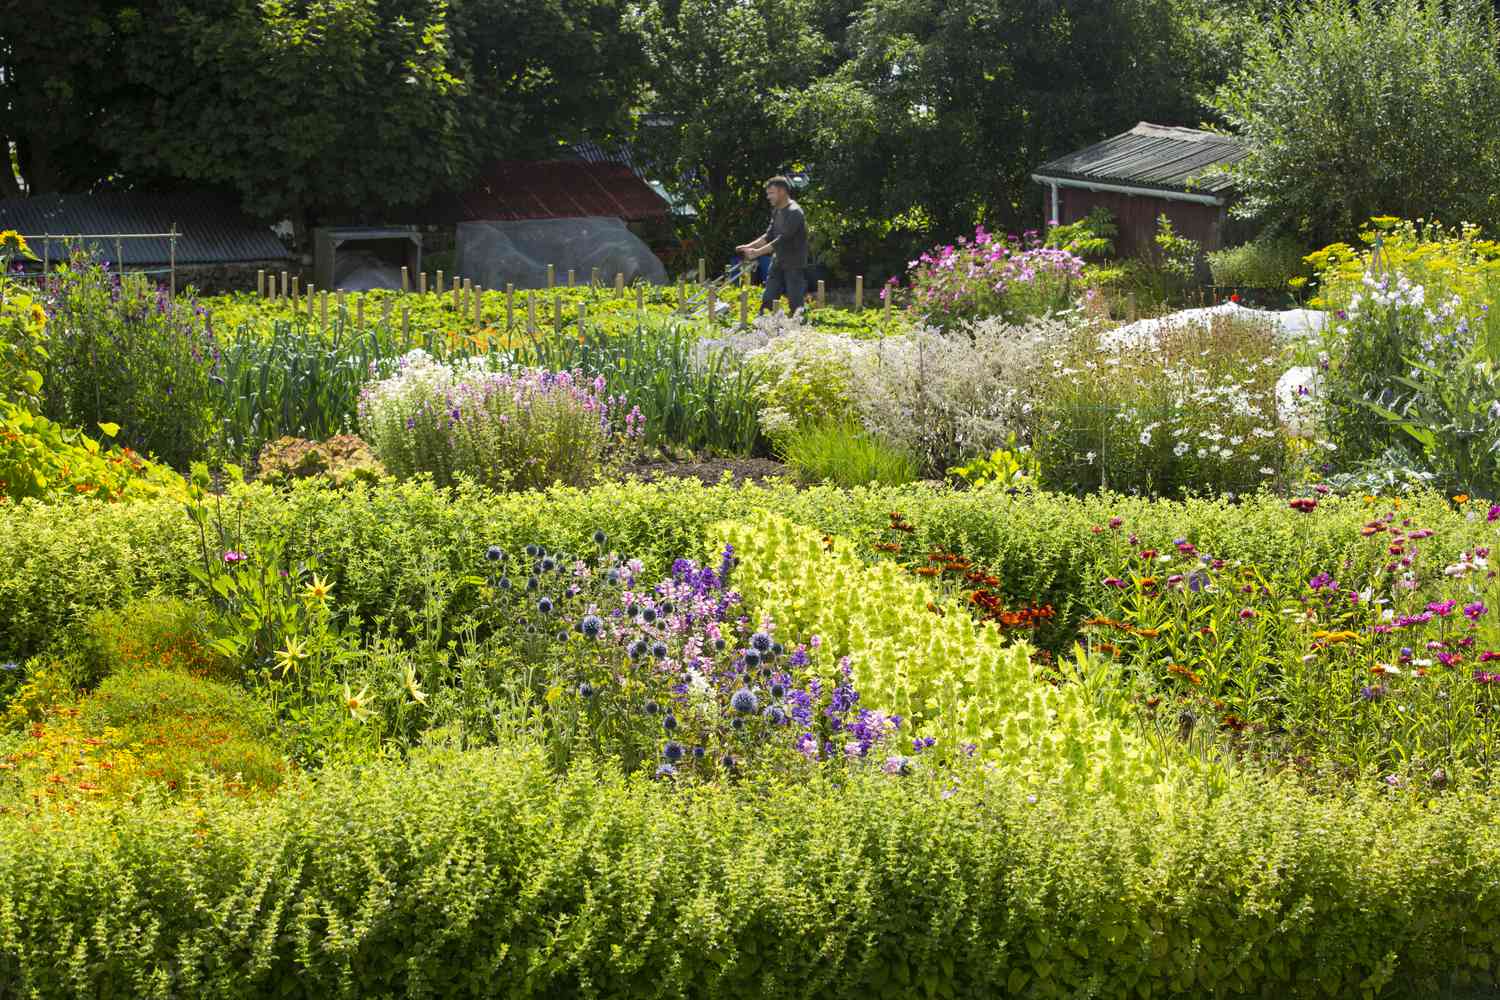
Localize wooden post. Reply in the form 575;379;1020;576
697;258;706;284
636;284;644;313
590;267;599;288
258;270;265;297
337;290;347;323
281;271;289;301
739;289;749;327
855;275;864;311
382;298;392;328
553;292;562;337
306;285;315;316
506;284;515;330
567;268;576;288
817;280;826;309
547;264;555;289
615;273;624;297
707;284;716;322
291;275;299;300
883;287;892;324
401;266;409;293
527;291;537;334
320;291;329;330
677;275;687;314
436;270;445;295
474;284;483;326
356;294;365;328
419;271;428;295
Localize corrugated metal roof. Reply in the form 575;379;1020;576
0;191;292;265
405;160;671;224
1034;123;1246;195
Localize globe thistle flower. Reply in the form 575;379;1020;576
650;640;669;660
663;714;678;732
771;642;784;657
743;650;761;669
720;754;735;770
580;614;604;639
555;630;569;643
607;568;621;585
770;683;785;700
663;741;684;763
541;556;557;573
731;688;759;715
640;607;657;624
763;705;787;726
645;700;660;716
579;682;594;699
526;576;539;592
537;596;554;615
714;637;727;652
731;717;745;731
593;529;608;545
499;576;512;591
751;631;773;653
485;545;505;562
660;601;674;614
628;640;647;660
692;746;706;759
525;544;540;558
655;763;677;779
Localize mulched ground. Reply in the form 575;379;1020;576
621;456;790;487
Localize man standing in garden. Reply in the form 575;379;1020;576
736;176;809;316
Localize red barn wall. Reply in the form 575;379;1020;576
1052;186;1228;257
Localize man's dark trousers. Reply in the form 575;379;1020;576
761;261;807;315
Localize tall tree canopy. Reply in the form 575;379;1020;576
2;0;649;222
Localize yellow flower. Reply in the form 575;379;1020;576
304;573;334;604
402;663;428;705
343;682;373;723
274;635;309;675
0;230;31;256
1453;494;1470;505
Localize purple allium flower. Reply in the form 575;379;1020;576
663;741;684;762
650;640;668;660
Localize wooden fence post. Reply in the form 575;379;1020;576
401;266;409;293
883;287;892;324
419;272;428;295
281;271;289;301
337;289;347;322
305;285;314;316
697;258;706;284
739;289;749;327
451;281;459;313
677;275;687;314
258;270;265;297
547;264;555;289
615;273;624;297
291;275;299;300
854;275;864;311
817;280;826;309
567;269;576;288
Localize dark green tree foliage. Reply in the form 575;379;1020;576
1;1;648;220
778;0;1240;279
636;0;834;267
1212;0;1500;245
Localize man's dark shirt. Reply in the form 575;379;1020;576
761;199;808;269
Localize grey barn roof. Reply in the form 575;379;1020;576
1034;123;1246;197
0;192;292;265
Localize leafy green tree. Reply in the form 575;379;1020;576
780;0;1247;280
1212;0;1500;245
3;1;649;226
636;0;833;270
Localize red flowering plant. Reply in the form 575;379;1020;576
904;226;1085;330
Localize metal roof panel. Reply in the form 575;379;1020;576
1035;123;1246;194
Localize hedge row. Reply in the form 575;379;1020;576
1;510;1498;997
0;478;1484;661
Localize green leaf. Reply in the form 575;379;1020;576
97;421;120;438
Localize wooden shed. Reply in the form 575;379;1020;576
1032;123;1248;257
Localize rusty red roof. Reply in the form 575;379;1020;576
411;160;670;224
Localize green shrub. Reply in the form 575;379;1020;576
778;421;918;488
40;250;219;469
0;745;1497;997
1207;235;1312;291
358;354;639;490
70;596;228;690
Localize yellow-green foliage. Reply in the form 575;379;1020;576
1305;215;1500;307
0;669;284;808
716;511;1165;792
